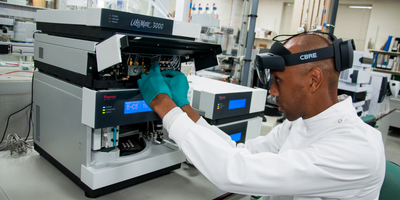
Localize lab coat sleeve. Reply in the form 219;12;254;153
242;120;292;154
162;107;184;131
194;114;291;152
163;107;289;152
167;113;382;198
163;108;235;147
195;116;239;148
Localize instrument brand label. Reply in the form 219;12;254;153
100;9;173;35
130;19;164;30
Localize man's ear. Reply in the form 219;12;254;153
309;67;323;93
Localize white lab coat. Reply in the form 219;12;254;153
163;95;386;200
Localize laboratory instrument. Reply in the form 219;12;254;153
389;80;400;98
32;8;222;198
338;51;373;117
188;75;267;142
369;71;392;117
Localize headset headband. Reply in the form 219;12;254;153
271;42;335;66
260;31;355;72
254;31;355;84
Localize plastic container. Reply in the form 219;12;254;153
213;3;218;18
198;3;203;14
191;3;197;14
205;3;211;14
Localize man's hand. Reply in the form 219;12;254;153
137;62;172;107
162;70;190;107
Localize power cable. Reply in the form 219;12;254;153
7;133;32;156
0;68;35;144
0;103;32;144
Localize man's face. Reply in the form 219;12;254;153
270;67;309;121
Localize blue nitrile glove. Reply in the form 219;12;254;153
162;70;190;107
137;62;172;107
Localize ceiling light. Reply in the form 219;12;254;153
349;6;372;9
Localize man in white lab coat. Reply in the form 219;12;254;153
137;33;386;200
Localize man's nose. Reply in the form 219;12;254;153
269;81;279;97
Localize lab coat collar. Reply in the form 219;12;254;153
302;94;355;132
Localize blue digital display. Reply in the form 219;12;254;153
230;132;242;142
124;100;152;114
228;99;246;110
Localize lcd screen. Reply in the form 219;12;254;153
228;99;247;110
229;132;242;142
124;100;152;114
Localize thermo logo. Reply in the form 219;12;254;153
300;53;317;60
104;95;116;100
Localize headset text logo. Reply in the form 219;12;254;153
300;53;317;60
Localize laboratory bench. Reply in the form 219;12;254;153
0;150;251;200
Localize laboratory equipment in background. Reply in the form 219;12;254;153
190;7;222;46
338;51;373;117
13;21;36;42
389;80;400;98
33;8;222;198
0;42;34;56
220;27;235;55
188;75;267;143
198;26;223;45
191;0;258;86
212;3;218;18
198;3;204;14
190;3;225;55
389;80;400;129
201;47;258;86
255;28;275;39
0;17;36;42
0;18;15;38
0;16;35;56
191;3;198;14
369;71;392;117
205;3;211;14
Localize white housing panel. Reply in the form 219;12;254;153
82;87;97;128
95;34;124;72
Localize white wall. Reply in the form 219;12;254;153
256;0;291;35
167;0;177;16
280;3;294;34
335;4;371;52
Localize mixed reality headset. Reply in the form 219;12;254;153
255;31;355;84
